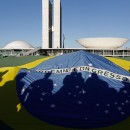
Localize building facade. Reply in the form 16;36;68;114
42;0;52;48
42;0;62;49
53;0;62;48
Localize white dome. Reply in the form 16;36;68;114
76;38;129;49
3;41;35;49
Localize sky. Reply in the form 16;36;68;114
0;0;130;48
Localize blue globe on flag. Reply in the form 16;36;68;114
16;51;130;128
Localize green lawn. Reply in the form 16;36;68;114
0;56;47;67
107;56;130;61
119;57;130;61
0;56;130;68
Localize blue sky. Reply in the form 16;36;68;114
0;0;130;48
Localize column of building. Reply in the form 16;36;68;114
42;0;61;49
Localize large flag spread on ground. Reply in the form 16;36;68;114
16;51;130;129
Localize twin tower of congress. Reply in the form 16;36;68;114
42;0;62;49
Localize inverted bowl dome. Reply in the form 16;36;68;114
3;41;34;49
76;38;129;49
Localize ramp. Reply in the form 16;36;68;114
17;47;41;57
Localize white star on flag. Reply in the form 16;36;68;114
75;85;79;89
68;92;71;95
85;117;88;120
121;112;125;115
79;89;86;94
88;63;92;66
114;102;118;105
54;83;58;87
104;110;109;114
88;74;92;77
121;103;125;106
125;100;129;103
41;92;47;96
123;90;127;94
50;104;56;108
107;104;110;107
78;101;83;104
40;98;43;101
117;107;122;111
96;103;100;107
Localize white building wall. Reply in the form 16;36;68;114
53;0;61;48
42;0;49;49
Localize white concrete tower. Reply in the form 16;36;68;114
42;0;52;49
53;0;62;48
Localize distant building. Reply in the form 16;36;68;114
42;0;62;49
1;1;130;58
76;37;129;49
3;41;34;50
53;0;62;48
0;41;36;56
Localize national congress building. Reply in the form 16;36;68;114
0;0;130;57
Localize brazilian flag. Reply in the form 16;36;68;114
1;52;130;130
